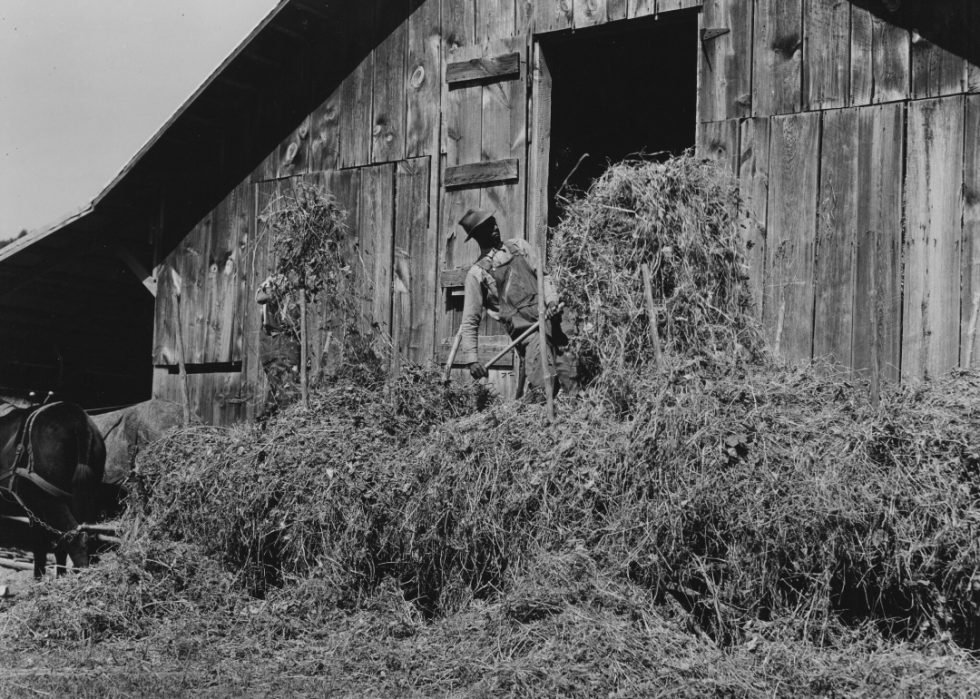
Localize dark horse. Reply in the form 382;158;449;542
0;400;106;578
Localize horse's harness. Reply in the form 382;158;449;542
0;402;80;541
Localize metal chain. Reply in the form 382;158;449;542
22;498;83;545
3;487;82;544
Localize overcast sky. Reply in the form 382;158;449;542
0;0;279;242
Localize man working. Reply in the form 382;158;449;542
457;208;577;397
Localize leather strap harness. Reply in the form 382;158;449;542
0;404;73;516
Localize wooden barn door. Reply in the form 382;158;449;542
437;36;528;397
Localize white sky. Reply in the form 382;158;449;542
0;0;280;242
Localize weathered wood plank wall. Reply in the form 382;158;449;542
963;96;980;368
696;0;979;386
813;107;858;368
737;117;769;321
394;158;435;365
372;2;409;164
852;103;903;384
765;113;819;363
153;0;980;424
753;0;802;116
804;0;849;111
850;3;909;105
904;97;964;381
699;0;752;122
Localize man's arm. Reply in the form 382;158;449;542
457;268;485;365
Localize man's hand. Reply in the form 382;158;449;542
545;300;563;319
469;362;488;380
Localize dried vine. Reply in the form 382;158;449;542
260;181;351;406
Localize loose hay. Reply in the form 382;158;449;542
551;156;767;396
7;154;980;695
113;362;980;650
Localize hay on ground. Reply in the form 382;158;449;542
6;153;980;697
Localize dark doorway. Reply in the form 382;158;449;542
543;14;698;225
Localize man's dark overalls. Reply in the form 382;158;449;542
476;241;577;396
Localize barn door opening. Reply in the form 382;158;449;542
529;14;698;244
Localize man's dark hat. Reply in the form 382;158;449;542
458;208;496;242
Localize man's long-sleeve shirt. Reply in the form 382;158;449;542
458;238;558;364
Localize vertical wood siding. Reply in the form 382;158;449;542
479;0;516;43
535;0;573;33
394;157;436;364
574;0;607;29
849;4;910;106
660;0;700;11
527;41;552;256
340;2;376;168
699;0;753;122
753;0;803;116
606;0;627;22
372;4;409;164
961;96;980;367
241;181;276;421
911;0;967;99
971;2;980;93
320;168;363;379
697;119;740;173
443;0;477;50
803;0;849;110
813;107;857;367
407;0;443;159
627;0;656;19
765;112;819;363
310;86;342;172
479;37;527;245
904;97;965;380
153;181;252;367
358;164;397;338
851;103;903;383
738;117;769;320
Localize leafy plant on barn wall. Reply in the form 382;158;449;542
260;181;351;408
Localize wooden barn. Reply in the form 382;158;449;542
1;0;977;425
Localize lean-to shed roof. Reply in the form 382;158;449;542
0;0;370;396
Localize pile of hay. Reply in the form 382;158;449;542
9;539;980;697
7;154;980;695
127;361;492;597
92;360;980;649
551;157;766;394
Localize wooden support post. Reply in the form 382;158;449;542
641;264;666;372
299;288;309;409
537;246;554;421
170;267;191;425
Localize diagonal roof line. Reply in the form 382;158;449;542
0;204;94;263
90;0;295;209
0;0;297;266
